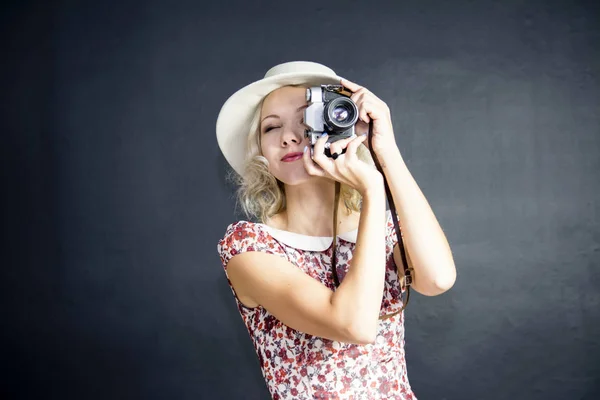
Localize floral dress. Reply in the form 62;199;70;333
217;210;417;400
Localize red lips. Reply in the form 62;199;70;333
281;152;304;162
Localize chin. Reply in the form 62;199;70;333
273;168;313;186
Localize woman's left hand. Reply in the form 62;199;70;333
340;77;399;160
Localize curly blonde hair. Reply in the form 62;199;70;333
228;86;376;223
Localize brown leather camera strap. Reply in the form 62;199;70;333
331;181;341;288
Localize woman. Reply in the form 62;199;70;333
216;61;456;399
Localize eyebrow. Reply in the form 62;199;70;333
261;104;308;124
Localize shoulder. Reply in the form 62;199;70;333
217;220;283;266
218;220;267;249
221;220;262;240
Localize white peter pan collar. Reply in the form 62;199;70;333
255;223;358;252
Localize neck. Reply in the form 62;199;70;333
276;178;351;237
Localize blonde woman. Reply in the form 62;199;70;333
216;61;456;399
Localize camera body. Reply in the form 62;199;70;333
304;84;359;156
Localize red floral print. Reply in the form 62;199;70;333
217;211;416;399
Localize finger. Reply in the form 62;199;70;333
357;100;384;125
350;88;368;101
329;135;357;155
351;91;388;124
349;91;368;124
312;134;334;170
345;134;368;158
351;88;380;102
367;100;391;122
340;77;363;93
302;145;326;177
358;102;371;124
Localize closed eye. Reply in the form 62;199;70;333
264;126;280;133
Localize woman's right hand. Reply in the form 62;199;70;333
302;133;383;195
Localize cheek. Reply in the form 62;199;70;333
259;139;276;170
259;135;267;155
260;135;277;156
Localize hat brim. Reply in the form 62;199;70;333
216;71;341;176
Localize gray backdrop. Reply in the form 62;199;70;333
2;0;599;399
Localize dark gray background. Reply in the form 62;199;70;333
2;0;599;399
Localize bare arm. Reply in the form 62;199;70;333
226;187;387;345
381;149;456;296
330;185;387;342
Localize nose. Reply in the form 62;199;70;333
281;126;305;147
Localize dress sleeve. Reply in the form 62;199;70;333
217;221;286;274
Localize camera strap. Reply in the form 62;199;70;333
330;120;413;317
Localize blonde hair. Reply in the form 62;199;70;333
229;86;376;223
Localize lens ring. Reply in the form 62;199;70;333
324;97;358;130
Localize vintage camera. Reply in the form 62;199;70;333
304;84;359;157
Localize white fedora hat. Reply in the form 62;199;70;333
216;61;342;176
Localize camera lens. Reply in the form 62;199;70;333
332;106;349;122
324;97;358;131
